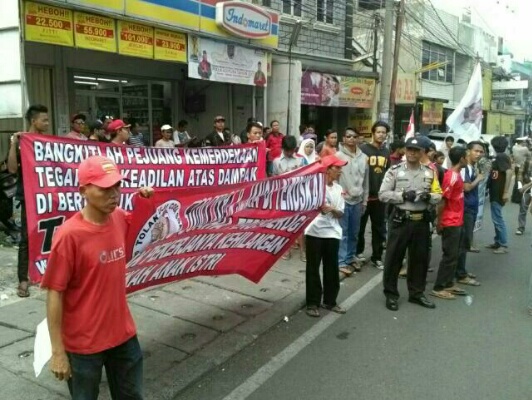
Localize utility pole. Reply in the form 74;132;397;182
389;0;405;135
286;21;302;136
378;0;394;123
373;13;379;73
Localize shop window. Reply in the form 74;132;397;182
73;73;172;145
249;0;271;6
282;0;302;17
357;0;384;11
74;75;121;94
421;42;454;83
151;81;173;143
317;0;334;24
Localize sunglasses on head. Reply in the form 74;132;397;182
215;119;225;122
344;134;357;138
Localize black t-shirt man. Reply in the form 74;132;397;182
489;153;512;205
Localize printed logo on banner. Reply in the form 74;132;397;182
216;1;272;39
133;200;183;257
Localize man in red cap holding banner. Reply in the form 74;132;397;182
41;155;153;399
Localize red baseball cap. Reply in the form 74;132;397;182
78;156;124;188
320;155;348;168
107;119;130;132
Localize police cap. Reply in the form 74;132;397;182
405;137;425;150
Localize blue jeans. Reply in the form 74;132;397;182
67;335;143;400
338;202;362;267
490;201;508;247
456;212;475;279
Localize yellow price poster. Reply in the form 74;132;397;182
154;29;187;63
422;100;444;125
74;12;116;53
118;21;153;59
349;113;373;136
25;2;74;47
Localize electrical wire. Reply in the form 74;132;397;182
426;0;477;58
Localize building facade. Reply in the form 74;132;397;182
0;0;283;143
264;0;377;139
0;0;379;145
351;0;498;137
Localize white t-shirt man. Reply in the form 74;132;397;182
305;182;345;240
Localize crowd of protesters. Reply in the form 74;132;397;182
4;103;532;399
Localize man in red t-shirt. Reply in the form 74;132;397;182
41;156;153;399
265;120;284;176
432;147;468;299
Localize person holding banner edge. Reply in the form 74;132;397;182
41;155;153;400
305;155;348;317
8;104;50;298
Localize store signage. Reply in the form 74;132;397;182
421;100;443;125
74;12;116;53
25;2;74;47
349;112;373;135
154;29;187;63
492;90;518;101
188;35;268;87
216;1;272;39
395;73;416;104
301;71;375;108
117;20;154;59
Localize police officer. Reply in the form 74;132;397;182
379;136;442;311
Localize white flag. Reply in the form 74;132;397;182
405;110;415;139
446;62;483;143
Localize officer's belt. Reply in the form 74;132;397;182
404;211;424;221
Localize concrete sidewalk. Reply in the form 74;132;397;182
0;244;318;399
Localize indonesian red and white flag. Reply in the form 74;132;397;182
405;110;415;139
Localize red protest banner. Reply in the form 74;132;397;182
125;164;325;293
19;134;266;283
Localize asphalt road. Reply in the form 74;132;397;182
177;204;532;400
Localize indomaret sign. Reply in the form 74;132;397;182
216;1;273;39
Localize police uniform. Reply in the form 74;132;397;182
378;137;442;307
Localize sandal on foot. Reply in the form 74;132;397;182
457;277;481;286
430;290;456;300
339;266;353;276
322;304;346;314
17;282;30;298
467;272;477;279
306;306;320;317
350;262;361;272
300;254;306;263
281;251;292;260
445;286;468;296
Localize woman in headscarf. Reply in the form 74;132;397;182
297;138;318;166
